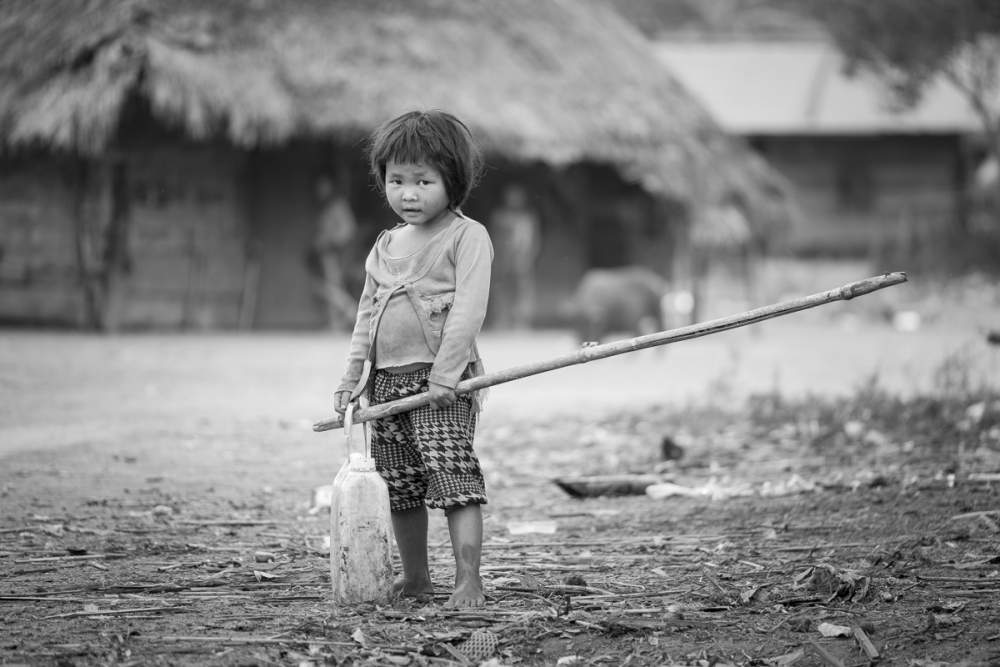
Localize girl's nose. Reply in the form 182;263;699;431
401;187;417;201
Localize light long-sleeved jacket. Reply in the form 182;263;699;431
337;214;493;396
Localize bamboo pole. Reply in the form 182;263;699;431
313;272;907;432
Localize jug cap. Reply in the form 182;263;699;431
342;402;375;469
348;452;377;472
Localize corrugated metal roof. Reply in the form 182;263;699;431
654;40;980;135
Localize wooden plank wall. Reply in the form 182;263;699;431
758;135;961;256
0;146;249;330
116;145;247;329
0;156;90;325
465;161;677;328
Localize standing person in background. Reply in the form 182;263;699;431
333;110;493;608
689;191;754;323
313;174;358;331
489;184;541;330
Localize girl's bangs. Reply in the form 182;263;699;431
380;121;448;168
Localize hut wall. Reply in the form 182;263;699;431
244;143;392;330
754;135;962;256
547;164;675;327
467;161;677;329
532;213;587;326
243;145;325;330
110;144;248;329
466;165;582;329
0;155;88;325
0;147;681;331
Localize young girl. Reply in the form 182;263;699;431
333;110;492;608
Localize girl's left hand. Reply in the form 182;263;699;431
427;381;457;409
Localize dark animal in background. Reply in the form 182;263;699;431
567;266;668;343
659;435;685;462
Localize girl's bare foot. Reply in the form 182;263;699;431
444;504;484;608
391;574;435;601
444;574;485;608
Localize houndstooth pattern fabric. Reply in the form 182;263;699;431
370;367;487;512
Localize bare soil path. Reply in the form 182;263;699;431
2;321;999;666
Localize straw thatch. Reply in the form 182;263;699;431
0;0;786;205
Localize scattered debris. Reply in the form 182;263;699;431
764;648;805;666
457;629;499;661
817;622;852;638
660;435;685;461
808;639;846;667
311;484;334;511
553;474;669;498
795;564;871;602
506;520;559;535
853;625;880;660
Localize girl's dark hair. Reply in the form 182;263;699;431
368;110;484;209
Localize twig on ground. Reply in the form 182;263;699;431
808;640;845;667
774;543;869;552
572;589;688;602
140;636;356;647
156;563;188;572
0;595;96;603
483;535;730;550
42;605;189;619
950;510;1000;521
176;520;281;526
482;563;596;573
917;574;1000;584
437;641;473;665
496;584;615;596
185;542;249;551
853;625;880;660
14;553;127;563
948;588;1000;596
702;574;730;597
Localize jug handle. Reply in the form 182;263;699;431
344;401;356;456
343;400;372;459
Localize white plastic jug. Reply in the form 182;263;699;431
329;402;394;604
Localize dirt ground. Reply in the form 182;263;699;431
2;307;1000;666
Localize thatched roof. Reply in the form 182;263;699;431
0;0;789;207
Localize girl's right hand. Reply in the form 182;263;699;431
334;391;353;414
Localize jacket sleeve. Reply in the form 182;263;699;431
336;262;377;394
429;222;493;388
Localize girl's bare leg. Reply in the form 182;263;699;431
390;506;434;599
444;503;484;608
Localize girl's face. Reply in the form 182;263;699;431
384;160;450;227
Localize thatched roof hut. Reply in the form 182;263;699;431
0;0;783;205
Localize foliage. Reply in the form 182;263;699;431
787;0;1000;239
793;1;1000;149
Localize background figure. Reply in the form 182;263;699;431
489;184;541;329
313;175;358;330
689;191;756;323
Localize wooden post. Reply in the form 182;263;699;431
69;156;101;329
313;272;907;432
97;158;131;332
